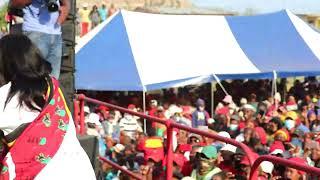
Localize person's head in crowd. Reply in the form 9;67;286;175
149;99;158;109
249;127;267;152
232;147;245;167
243;104;256;121
259;161;274;179
222;95;233;106
91;5;98;12
243;128;254;145
269;140;285;156
267;117;283;135
220;144;237;164
305;94;312;104
195;146;219;177
156;105;165;118
239;156;251;178
228;115;240;133
82;3;88;10
188;133;202;146
285;157;306;180
196;98;206;111
311;146;320;166
95;105;109;121
105;136;116;148
249;93;257;103
0;34;52;111
284;117;296;133
308;111;317;122
123;104;137;119
101;3;106;9
86;113;101;129
177;130;188;144
240;97;248;106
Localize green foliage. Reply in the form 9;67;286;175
0;3;8;28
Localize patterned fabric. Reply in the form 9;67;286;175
0;78;71;179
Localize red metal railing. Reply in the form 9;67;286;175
249;155;320;179
75;94;320;179
99;157;143;180
75;94;257;179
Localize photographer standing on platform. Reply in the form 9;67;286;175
10;0;70;79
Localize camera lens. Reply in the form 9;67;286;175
47;3;59;12
46;0;59;12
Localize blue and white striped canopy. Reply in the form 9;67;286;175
75;10;320;91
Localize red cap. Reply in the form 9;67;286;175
269;141;285;153
254;127;267;145
240;156;250;165
178;144;192;152
128;104;136;110
97;105;109;111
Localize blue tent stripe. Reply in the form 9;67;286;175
75;13;144;91
226;10;320;73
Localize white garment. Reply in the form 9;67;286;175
0;82;39;135
119;114;142;139
0;82;96;180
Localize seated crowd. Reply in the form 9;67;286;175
83;79;320;180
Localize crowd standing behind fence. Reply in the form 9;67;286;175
78;78;320;179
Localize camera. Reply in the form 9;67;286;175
46;0;59;12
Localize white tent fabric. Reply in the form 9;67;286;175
75;10;320;91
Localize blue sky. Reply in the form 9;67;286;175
192;0;320;14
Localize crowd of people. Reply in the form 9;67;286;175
77;3;117;37
82;78;320;179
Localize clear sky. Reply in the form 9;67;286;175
192;0;320;14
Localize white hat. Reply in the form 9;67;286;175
274;92;281;102
270;149;284;155
223;95;233;104
243;104;256;112
113;144;125;153
82;3;88;8
240;98;247;105
168;105;183;115
220;144;237;153
150;99;158;106
86;113;100;125
84;106;90;114
260;161;274;174
218;131;231;139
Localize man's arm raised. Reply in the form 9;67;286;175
57;0;70;25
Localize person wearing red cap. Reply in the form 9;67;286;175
249;127;268;154
284;157;307;180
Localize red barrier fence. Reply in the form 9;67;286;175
99;157;143;180
74;94;320;180
249;155;320;179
